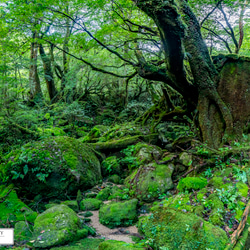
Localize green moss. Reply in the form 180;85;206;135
2;137;102;198
96;187;111;201
50;238;104;250
161;193;193;212
125;162;174;202
61;200;78;212
0;185;37;227
235;201;245;221
177;177;207;192
209;193;224;210
98;240;144;250
108;186;130;201
134;143;162;164
108;174;121;184
99;199;138;228
208;177;224;188
83;211;93;217
80;198;103;211
138;208;228;249
14;221;33;242
236;182;248;197
197;188;208;201
194;205;204;217
33;204;84;248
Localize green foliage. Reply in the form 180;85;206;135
101;156;121;175
215;187;239;211
120;145;140;169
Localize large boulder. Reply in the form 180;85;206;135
1;136;102;198
33;204;87;248
99;199;138;228
0;185;37;227
138;207;229;250
125;162;174;202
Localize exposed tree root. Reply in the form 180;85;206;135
225;198;250;250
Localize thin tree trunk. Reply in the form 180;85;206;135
29;31;43;102
39;43;58;103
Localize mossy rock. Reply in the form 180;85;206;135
160;193;193;213
80;198;103;211
208;176;224;188
138;208;229;250
108;174;121;184
125;163;174;202
0;185;37;227
98;240;144;250
108;186;130;201
61;200;78;212
134;142;162;164
33;204;85;248
179;152;192;167
96;187;111;201
1;136;102;198
50;238;104;250
14;221;33;243
99;199;138;228
177;177;208;192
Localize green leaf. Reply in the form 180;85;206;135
23;165;29;175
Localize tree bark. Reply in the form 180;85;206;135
29;31;43;102
133;0;234;148
39;43;58;103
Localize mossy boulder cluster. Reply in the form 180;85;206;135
125;143;174;202
138;208;228;250
1;136;102;198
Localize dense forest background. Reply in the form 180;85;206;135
1;0;250;250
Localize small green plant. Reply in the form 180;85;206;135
216;187;239;211
232;167;247;183
203;168;213;178
119;145;140;169
195;144;209;156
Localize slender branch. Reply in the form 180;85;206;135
218;4;239;50
49;8;136;66
43;39;136;78
202;27;232;53
200;0;224;27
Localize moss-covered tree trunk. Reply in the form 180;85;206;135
133;0;242;148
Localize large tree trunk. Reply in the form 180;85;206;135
39;43;58;103
29;31;43;102
133;0;236;148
